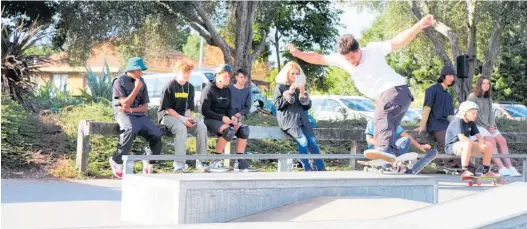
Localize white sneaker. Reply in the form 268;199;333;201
498;167;511;177
142;160;153;175
207;160;229;173
508;167;522;177
173;164;189;173
108;157;123;179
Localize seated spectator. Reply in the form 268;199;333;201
467;76;521;176
228;69;251;121
200;64;253;172
445;101;498;178
158;61;208;173
273;61;325;171
109;57;162;178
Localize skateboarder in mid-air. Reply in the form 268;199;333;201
288;15;437;162
445;101;499;178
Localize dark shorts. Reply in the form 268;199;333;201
204;119;225;136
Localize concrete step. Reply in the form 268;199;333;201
232;196;431;222
121;171;437;225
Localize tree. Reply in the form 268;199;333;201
1;18;49;110
493;25;527;105
183;34;202;60
355;1;527;102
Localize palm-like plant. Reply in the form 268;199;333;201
80;60;122;104
1;16;49;111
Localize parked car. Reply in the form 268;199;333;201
493;102;527;121
402;107;422;122
310;95;375;121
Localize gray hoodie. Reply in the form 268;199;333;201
467;92;495;129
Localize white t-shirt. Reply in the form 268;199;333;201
324;41;406;99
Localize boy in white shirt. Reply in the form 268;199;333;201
287;15;436;162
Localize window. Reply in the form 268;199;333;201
321;99;342;112
311;99;324;112
52;74;68;91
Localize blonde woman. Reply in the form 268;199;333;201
273;61;325;171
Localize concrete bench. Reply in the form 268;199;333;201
121;171;438;225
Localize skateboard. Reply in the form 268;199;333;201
358;152;418;174
406;149;438;175
462;175;506;186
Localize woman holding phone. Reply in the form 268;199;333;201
273;61;325;171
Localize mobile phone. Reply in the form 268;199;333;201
295;74;306;86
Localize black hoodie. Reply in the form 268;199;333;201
200;81;234;121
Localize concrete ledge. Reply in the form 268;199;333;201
121;171;437;225
388;182;527;229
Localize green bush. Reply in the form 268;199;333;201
1;96;42;168
34;82;82;110
80;61;121;104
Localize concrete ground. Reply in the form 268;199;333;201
1;175;524;229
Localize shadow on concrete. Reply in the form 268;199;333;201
1;179;121;203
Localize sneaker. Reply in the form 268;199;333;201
173;164;189;173
142;160;153;175
364;148;396;162
109;157;123;179
234;159;258;172
483;171;500;177
461;170;474;179
508;167;522;177
207;160;229;173
498;167;511;177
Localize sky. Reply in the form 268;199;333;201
268;5;378;67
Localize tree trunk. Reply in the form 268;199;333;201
459;0;478;102
481;22;504;77
274;29;281;71
409;2;452;66
160;1;268;85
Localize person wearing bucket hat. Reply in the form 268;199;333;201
200;64;254;172
445;101;498;179
108;57;162;178
415;65;456;148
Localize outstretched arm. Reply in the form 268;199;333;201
391;15;436;51
287;44;328;66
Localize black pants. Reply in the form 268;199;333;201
112;114;162;164
374;85;414;154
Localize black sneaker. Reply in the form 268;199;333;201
234;159;258;172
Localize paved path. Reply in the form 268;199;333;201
1;175;524;229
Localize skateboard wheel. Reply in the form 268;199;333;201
468;181;473;186
363;167;368;172
501;180;506;185
477;181;482;186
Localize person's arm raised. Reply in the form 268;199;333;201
287;44;329;66
390;15;436;51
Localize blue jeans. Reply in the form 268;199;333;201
295;127;325;171
394;137;411;157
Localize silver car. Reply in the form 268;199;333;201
310;95;375;121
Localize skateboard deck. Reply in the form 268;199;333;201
358;153;418;173
407;149;438;174
462;175;506;186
